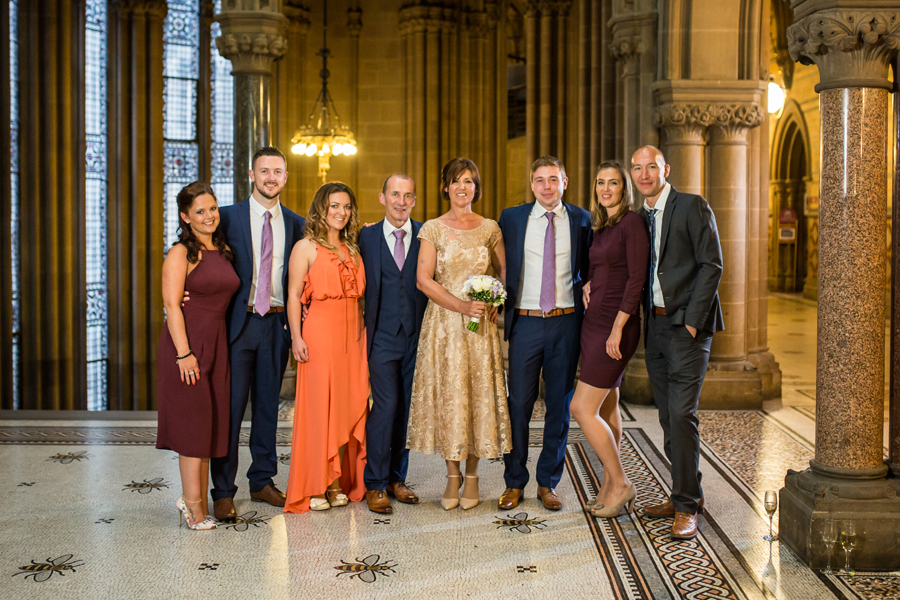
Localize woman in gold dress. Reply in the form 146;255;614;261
407;158;512;510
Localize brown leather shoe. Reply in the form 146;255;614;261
366;490;393;514
498;488;524;510
249;483;286;507
643;497;705;517
387;482;419;504
213;497;237;521
671;512;699;539
537;486;562;511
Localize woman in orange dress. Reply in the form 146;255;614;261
284;182;368;513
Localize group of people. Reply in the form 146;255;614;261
156;143;723;542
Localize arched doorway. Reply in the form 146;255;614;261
769;102;813;296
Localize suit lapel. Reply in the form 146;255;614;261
239;200;253;263
659;187;677;259
281;206;294;293
564;203;577;278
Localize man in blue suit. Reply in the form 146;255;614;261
498;156;592;511
210;147;306;520
357;174;428;514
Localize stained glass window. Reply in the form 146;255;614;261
163;0;200;249
211;0;234;206
85;0;108;410
9;0;20;408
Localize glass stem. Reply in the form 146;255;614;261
826;543;832;572
768;515;773;540
844;548;850;572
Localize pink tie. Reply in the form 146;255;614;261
539;212;556;314
256;211;273;314
392;229;406;270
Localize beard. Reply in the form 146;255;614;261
255;181;282;200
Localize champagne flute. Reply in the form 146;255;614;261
822;520;837;574
763;491;778;542
840;521;857;575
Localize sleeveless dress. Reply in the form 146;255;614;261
579;211;649;389
157;248;239;458
407;219;512;460
284;244;368;513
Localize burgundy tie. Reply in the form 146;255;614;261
256;211;273;314
392;229;406;270
540;212;556;314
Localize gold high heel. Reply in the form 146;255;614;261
460;475;480;510
326;488;349;507
177;497;217;530
590;484;636;518
441;474;462;510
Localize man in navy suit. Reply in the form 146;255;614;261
357;174;428;514
210;147;306;520
632;145;723;539
498;156;592;511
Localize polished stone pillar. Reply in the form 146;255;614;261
17;0;88;409
781;5;900;570
891;53;900;476
0;0;12;407
215;0;288;203
106;0;167;410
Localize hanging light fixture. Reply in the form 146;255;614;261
768;74;787;116
290;0;357;184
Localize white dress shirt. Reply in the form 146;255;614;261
248;195;286;308
516;201;574;310
644;182;671;309
382;217;413;262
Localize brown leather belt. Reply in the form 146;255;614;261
248;305;285;315
653;306;666;316
516;307;576;318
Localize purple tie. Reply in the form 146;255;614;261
540;212;556;314
392;229;406;270
256;211;273;314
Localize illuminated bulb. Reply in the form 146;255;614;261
768;80;786;115
346;144;357;155
333;143;343;155
322;143;330;155
305;144;317;156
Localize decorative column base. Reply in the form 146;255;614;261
621;358;768;408
780;467;900;570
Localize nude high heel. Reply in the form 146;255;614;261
590;484;636;518
459;475;480;510
177;497;217;530
441;474;462;510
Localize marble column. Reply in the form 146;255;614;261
0;0;12;407
780;5;900;570
214;0;288;204
106;0;167;410
891;53;900;475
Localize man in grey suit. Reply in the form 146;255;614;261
632;145;724;540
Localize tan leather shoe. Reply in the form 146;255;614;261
643;497;704;517
249;483;287;507
366;490;393;514
499;488;524;510
387;482;419;504
537;486;562;511
213;497;237;521
671;512;699;539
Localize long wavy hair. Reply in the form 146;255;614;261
304;182;361;261
590;160;637;231
174;181;233;264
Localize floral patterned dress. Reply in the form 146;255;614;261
407;219;512;460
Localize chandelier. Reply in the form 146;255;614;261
290;0;357;183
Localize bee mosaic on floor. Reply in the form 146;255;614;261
277;453;290;464
122;478;171;494
47;451;89;464
223;511;271;532
13;554;84;582
493;512;548;534
333;555;398;583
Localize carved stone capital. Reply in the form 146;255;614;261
786;9;900;91
215;10;289;75
347;7;362;37
398;4;458;36
283;1;310;35
656;102;764;142
609;36;641;74
524;1;573;19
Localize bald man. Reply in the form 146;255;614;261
631;146;723;540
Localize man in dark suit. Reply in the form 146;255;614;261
631;145;724;539
357;174;428;514
210;147;306;520
498;156;592;511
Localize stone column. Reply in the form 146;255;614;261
274;1;308;213
215;0;288;204
891;52;900;475
0;0;12;407
106;0;167;410
780;5;900;570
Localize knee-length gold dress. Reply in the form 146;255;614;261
407;219;512;461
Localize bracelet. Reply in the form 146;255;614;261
175;350;193;362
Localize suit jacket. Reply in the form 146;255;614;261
358;219;428;358
219;199;306;344
498;201;593;341
641;186;724;336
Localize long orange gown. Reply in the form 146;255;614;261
284;244;368;513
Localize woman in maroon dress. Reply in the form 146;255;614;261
570;160;649;518
157;182;239;530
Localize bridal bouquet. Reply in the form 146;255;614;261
461;275;507;333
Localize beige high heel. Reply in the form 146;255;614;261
441;474;462;510
590;484;636;518
460;475;480;510
326;488;349;507
177;497;216;530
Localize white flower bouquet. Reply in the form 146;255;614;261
460;275;507;333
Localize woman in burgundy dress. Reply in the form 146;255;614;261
570;160;649;518
157;182;239;530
